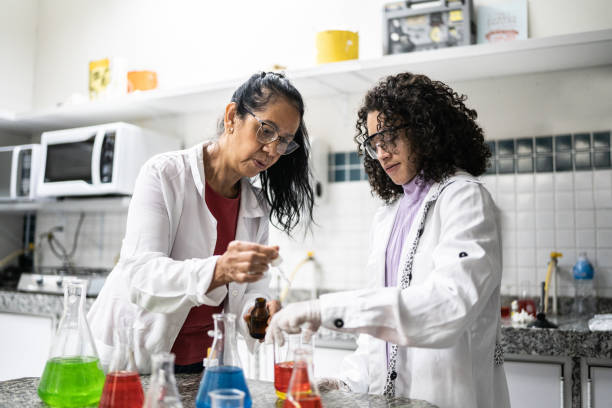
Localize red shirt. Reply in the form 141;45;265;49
171;181;240;365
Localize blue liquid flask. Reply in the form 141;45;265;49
195;313;252;408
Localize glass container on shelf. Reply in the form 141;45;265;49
143;352;183;408
274;331;314;399
37;279;106;407
283;348;323;408
99;319;144;408
196;313;252;408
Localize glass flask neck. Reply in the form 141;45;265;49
145;352;183;408
209;313;242;368
109;323;138;373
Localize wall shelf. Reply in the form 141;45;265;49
0;197;131;214
1;29;611;135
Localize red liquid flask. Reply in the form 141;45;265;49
274;332;314;399
518;299;536;316
99;371;144;408
274;362;294;396
283;348;322;408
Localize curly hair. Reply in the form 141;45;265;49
354;72;491;203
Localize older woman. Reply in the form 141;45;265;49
89;72;314;373
267;72;510;408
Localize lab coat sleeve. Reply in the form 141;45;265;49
319;181;502;348
119;156;227;314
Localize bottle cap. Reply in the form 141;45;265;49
573;255;594;280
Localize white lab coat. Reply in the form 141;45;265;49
319;172;510;408
88;142;272;373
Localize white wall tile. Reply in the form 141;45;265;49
556;229;576;248
515;174;534;193
516;212;535;229
575;190;594;210
576;229;596;248
502;248;517;268
517;248;536;267
575;210;595;229
556;191;575;210
535;192;554;210
596;209;612;228
536;230;555;248
535;211;554;229
516;194;534;210
574;172;594;190
596;249;612;268
554;173;574;191
593;170;612;189
535;174;554;192
594;189;612;209
555;211;574;229
597;229;612;248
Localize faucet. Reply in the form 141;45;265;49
544;251;563;315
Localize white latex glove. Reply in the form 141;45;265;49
264;299;321;346
316;377;351;392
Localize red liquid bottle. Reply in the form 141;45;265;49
99;371;144;408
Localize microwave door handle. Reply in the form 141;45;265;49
91;130;103;185
10;146;20;199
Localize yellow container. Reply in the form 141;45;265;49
315;30;359;65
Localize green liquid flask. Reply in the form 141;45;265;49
38;279;105;407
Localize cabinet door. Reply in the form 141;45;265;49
505;360;564;408
0;312;55;381
590;366;612;407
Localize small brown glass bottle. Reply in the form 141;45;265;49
249;297;269;339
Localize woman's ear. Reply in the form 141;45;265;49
224;102;237;133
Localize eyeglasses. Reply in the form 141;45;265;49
359;126;408;160
244;108;300;155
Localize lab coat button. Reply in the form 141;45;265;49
232;289;238;296
390;371;397;380
334;318;344;328
459;251;468;258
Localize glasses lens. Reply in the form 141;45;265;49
257;123;278;144
364;143;378;159
279;140;299;155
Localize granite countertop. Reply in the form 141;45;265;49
0;374;437;408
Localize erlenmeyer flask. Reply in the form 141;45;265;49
196;313;252;408
283;348;323;408
143;352;183;408
99;320;144;407
37;279;106;407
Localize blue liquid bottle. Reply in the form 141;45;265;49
195;313;252;408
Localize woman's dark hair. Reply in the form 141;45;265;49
230;71;314;233
355;72;490;203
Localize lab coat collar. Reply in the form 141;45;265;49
188;142;265;219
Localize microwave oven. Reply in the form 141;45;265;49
0;144;41;201
37;122;181;197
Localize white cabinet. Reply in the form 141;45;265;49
0;311;55;381
505;358;567;408
586;364;612;407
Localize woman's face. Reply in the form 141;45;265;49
366;111;417;185
227;98;300;178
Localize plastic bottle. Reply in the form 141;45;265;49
572;252;597;318
249;297;269;339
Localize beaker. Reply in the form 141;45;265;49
99;319;144;408
274;331;314;399
209;388;245;408
283;348;322;408
196;313;252;408
37;279;106;407
143;352;183;408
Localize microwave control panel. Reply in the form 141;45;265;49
100;131;115;183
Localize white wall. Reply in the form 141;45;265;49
0;0;37;112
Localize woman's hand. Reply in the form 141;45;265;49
243;299;282;342
209;241;279;291
264;300;321;346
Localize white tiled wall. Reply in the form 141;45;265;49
272;170;612;298
35;211;127;269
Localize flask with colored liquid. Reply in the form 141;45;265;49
143;352;183;408
249;297;269;339
196;313;252;408
99;319;144;407
283;348;323;408
37;279;106;407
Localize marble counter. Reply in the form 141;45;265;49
0;374;437;408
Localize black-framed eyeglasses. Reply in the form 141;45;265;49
244;108;300;155
359;126;409;159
